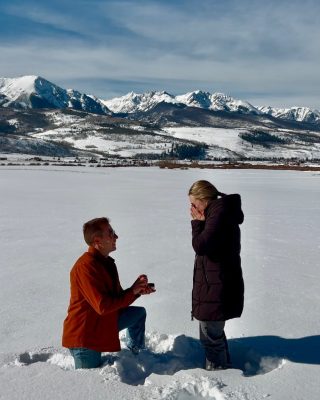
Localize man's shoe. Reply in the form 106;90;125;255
129;345;140;355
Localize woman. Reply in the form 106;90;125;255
188;180;244;370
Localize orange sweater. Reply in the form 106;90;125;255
62;247;137;352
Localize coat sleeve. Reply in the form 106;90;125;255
74;262;137;316
191;204;224;255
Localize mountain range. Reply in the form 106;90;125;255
1;75;320;126
101;90;260;115
0;75;320;161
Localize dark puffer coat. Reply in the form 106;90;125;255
191;193;244;321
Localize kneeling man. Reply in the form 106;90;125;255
62;217;155;369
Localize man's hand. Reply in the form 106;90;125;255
131;274;148;295
190;205;205;221
140;284;156;295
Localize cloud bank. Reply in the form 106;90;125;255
0;0;319;107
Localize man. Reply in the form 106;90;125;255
62;217;155;369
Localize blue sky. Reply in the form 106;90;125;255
1;0;319;108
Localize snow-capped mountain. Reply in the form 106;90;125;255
101;91;177;114
103;90;261;115
176;91;261;114
258;106;320;125
0;76;111;115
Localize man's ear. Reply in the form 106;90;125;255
92;235;100;247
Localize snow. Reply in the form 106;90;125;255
32;128;170;157
45;111;85;126
101;88;320;125
0;76;69;108
7;119;20;127
101;87;320;125
176;91;260;114
2;76;320;126
162;126;243;149
102;91;177;114
0;76;37;101
55;135;166;156
0;166;319;399
102;90;260;115
161;127;320;159
0;76;110;114
258;106;320;124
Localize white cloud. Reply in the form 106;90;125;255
100;0;320;62
0;0;320;108
2;3;81;35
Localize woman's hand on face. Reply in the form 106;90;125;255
190;205;205;221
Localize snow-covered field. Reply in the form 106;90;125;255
0;166;319;399
162;127;320;159
32;128;171;157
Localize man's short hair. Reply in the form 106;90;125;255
83;217;110;245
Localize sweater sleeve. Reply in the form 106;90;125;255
74;262;137;316
191;204;224;255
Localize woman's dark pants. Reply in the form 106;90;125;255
199;320;231;369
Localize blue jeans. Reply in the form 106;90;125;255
69;347;102;369
118;305;146;350
69;306;146;369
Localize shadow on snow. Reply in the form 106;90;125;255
229;335;320;376
12;334;320;386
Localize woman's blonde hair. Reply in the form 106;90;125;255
188;180;219;201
